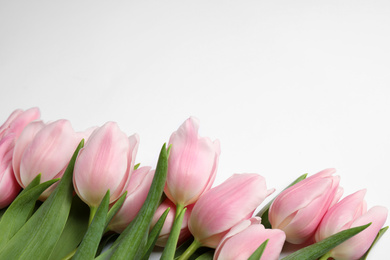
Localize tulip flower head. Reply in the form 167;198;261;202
0;107;40;139
214;217;286;260
165;117;221;207
73;122;139;207
315;189;388;260
0;107;40;207
188;173;274;248
108;166;154;233
13;119;79;199
269;168;341;244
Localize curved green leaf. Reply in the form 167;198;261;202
0;174;58;249
282;223;371;260
0;139;84;260
247;239;268;260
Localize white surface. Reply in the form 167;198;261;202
1;1;389;259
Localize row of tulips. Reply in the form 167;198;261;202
0;107;388;260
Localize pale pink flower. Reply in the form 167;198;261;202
269;168;341;244
214;217;285;260
165;117;220;207
108;166;154;233
73;122;139;207
315;190;388;260
188;173;274;248
13;120;80;199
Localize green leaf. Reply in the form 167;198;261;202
105;191;127;229
247;239;268;260
48;195;90;260
359;226;388;260
96;143;169;260
282;223;371;260
194;251;214;260
161;207;187;260
0;174;59;249
142;207;170;260
73;190;110;260
256;173;307;228
0;139;84;260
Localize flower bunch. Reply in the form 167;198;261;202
0;108;388;260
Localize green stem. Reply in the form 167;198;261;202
89;206;97;226
178;239;202;260
160;204;186;260
319;251;332;260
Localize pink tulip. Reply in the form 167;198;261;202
0;107;40;139
214;217;286;260
150;199;193;247
73;122;139;207
269;168;341;244
315;190;388;260
0;134;21;208
13;120;80;199
188;173;274;248
0;107;40;207
108;166;154;233
165;117;221;207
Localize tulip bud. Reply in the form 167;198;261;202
315;190;388;260
73;122;139;207
0;107;40;139
268;168;341;244
150;199;193;247
188;173;274;248
0;108;40;207
108;166;154;233
13;120;80;199
0;134;21;208
214;217;286;260
165;117;220;207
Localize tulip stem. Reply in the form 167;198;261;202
319;251;332;260
177;239;202;260
89;206;98;226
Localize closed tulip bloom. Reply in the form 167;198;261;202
150;198;193;247
108;166;154;233
0;134;21;208
165;117;220;207
315;190;388;260
214;217;285;260
0;107;40;208
13;120;80;199
73;122;139;207
269;168;341;244
188;173;274;248
0;107;40;139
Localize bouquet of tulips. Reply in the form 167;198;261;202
0;107;388;260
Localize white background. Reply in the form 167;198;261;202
1;1;389;259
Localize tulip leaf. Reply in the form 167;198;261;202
194;251;214;260
282;223;371;260
142;207;170;260
73;190;110;260
161;207;187;260
48;195;90;260
0;174;59;249
256;173;307;228
97;143;169;260
105;191;127;229
359;226;388;260
248;239;268;260
0;139;84;260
